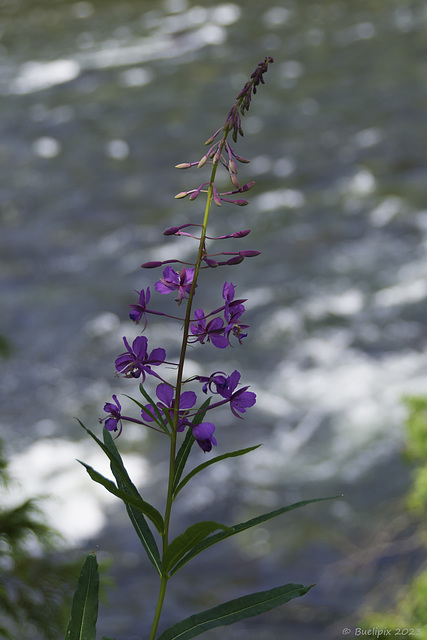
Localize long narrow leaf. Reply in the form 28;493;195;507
170;495;341;575
103;429;162;575
65;553;99;640
163;521;230;575
173;428;195;496
78;460;164;534
77;421;162;573
174;445;261;498
156;582;313;640
173;398;211;495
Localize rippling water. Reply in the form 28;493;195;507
2;0;427;637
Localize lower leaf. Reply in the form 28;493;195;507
156;582;313;640
64;553;99;640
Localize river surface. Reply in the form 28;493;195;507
1;0;427;638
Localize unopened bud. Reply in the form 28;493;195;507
230;173;240;189
203;257;218;267
141;261;163;268
233;153;250;164
240;181;255;192
175;163;192;169
239;250;261;257
227;256;244;265
233;229;251;237
198;155;207;168
228;158;238;174
174;191;188;199
163;227;180;235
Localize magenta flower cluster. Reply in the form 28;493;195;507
100;57;275;452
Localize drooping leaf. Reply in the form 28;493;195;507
174;445;261;498
78;461;164;534
173;398;211;495
156;582;313;640
163;521;230;575
170;495;341;575
102;429;162;575
65;553;99;640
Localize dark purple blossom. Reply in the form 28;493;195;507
129;287;150;327
191;422;217;452
216;370;256;418
155;266;196;304
100;394;123;436
141;383;196;430
190;309;228;349
222;282;248;344
115;336;166;381
197;371;228;395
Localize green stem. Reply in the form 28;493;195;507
147;129;229;640
148;574;168;640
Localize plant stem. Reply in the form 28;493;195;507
147;131;229;639
148;574;168;640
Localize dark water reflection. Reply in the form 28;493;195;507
2;0;427;637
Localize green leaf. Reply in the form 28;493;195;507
173;429;195;496
163;521;230;575
65;553;99;640
102;429;162;576
156;582;313;640
77;421;162;573
170;496;341;576
173;398;211;495
174;445;261;498
78;461;164;535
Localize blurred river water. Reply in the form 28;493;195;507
2;0;427;638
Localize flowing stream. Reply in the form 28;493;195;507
1;0;427;638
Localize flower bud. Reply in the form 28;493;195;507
240;181;255;192
198;155;208;168
230;173;240;189
233;229;251;237
239;250;261;257
163;227;180;235
228;158;238;174
233;153;250;164
175;163;192;169
141;261;163;268
227;256;244;265
203;257;218;267
174;191;188;199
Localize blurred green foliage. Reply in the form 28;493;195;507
0;438;80;640
361;395;427;639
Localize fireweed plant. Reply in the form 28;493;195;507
66;58;339;640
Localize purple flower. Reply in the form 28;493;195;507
100;395;123;436
190;309;228;349
216;370;256;418
141;383;196;430
192;421;217;452
222;282;248;344
155;266;196;304
115;336;165;381
129;287;150;328
197;371;228;395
